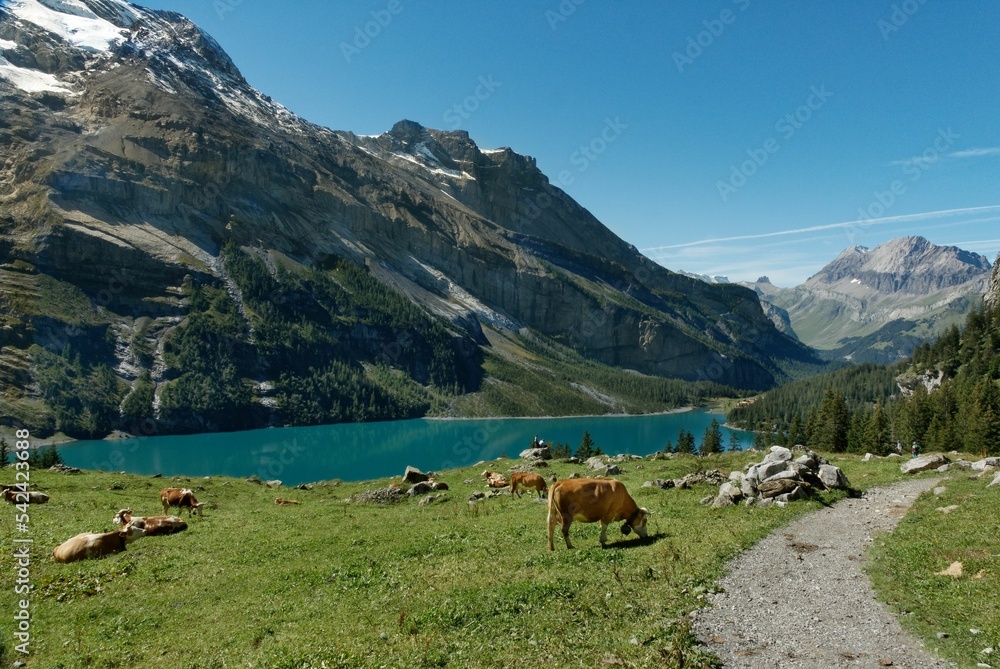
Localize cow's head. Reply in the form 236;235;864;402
120;522;146;543
621;508;649;538
192;502;205;516
112;508;132;526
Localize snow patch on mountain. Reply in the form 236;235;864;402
8;0;126;52
0;53;72;92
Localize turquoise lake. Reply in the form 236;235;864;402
58;409;751;485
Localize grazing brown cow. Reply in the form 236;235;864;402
2;489;49;504
113;509;188;536
274;498;300;505
52;523;146;563
159;488;204;516
547;478;649;550
510;472;548;498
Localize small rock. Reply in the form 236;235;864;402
972;629;984;635
933;486;947;495
936;632;949;639
879;660;893;667
936;505;960;514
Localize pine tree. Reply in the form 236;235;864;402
864;400;893;455
0;437;8;468
701;418;723;455
728;432;742;452
576;430;595;460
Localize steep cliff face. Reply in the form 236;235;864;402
986;252;1000;309
0;0;817;434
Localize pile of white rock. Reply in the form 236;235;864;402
711;445;851;508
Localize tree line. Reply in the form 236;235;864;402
729;301;1000;456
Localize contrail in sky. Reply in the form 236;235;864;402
641;205;1000;253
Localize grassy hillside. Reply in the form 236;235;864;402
0;452;979;668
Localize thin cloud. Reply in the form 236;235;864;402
641;205;1000;252
949;147;1000;159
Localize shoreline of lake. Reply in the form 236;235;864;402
54;408;753;485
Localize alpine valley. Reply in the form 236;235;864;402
0;0;825;438
743;236;994;365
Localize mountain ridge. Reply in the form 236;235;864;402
0;0;820;436
744;236;992;363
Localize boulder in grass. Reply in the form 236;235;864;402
520;446;551;460
818;464;850;489
403;466;430;484
972;457;1000;471
900;454;950;474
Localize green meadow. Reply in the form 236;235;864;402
0;452;993;668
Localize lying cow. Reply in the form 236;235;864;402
159;488;204;516
2;489;49;504
547;478;649;550
52;522;146;563
274;498;300;505
113;508;188;536
510;472;548;498
481;471;508;489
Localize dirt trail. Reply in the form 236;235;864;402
693;478;956;668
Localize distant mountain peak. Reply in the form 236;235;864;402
807;236;992;295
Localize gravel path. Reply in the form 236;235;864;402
693;478;957;668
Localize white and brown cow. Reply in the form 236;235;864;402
509;472;548;498
52;523;146;563
159;488;204;516
481;471;508;489
547;478;649;550
113;508;188;536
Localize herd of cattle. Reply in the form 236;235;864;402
5;466;652;563
3;485;204;563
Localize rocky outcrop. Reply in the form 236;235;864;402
711;446;850;507
986;251;1000;309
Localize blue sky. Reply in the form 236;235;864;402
136;0;1000;286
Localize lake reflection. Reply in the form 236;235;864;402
59;409;749;485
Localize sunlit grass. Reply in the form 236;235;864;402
0;450;923;667
867;472;1000;669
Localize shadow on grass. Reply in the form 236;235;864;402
602;531;668;550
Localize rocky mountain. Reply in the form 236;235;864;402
746;237;993;364
986;251;1000;309
0;0;819;437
